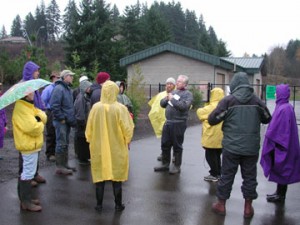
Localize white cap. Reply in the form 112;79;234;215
166;77;176;85
79;75;88;83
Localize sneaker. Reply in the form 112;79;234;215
204;175;219;182
48;155;56;162
78;160;90;165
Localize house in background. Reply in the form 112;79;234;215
120;42;265;99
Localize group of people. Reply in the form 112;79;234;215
149;72;300;219
9;61;134;212
4;61;300;217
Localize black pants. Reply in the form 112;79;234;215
75;136;90;161
217;150;259;200
204;147;222;177
161;121;187;159
74;122;90;161
45;110;56;158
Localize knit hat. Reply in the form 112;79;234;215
79;80;92;93
96;72;110;84
60;70;75;78
79;75;88;83
166;77;176;85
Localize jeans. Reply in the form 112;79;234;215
53;120;70;154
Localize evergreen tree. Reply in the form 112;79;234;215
164;1;185;45
34;3;47;45
142;5;171;48
10;15;23;37
63;0;80;66
46;0;61;42
121;2;145;54
183;9;200;49
0;26;7;39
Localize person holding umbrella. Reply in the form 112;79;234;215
12;91;47;212
19;61;46;186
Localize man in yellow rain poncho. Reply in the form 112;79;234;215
148;77;176;160
85;80;134;212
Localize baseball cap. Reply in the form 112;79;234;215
60;70;75;78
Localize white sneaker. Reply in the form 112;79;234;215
204;175;219;182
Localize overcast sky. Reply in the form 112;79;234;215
1;0;300;57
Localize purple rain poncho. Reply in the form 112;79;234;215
260;84;300;184
21;61;45;110
0;107;7;148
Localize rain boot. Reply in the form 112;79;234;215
55;153;73;175
95;182;105;212
154;151;170;172
19;180;42;212
212;198;226;216
64;152;77;172
169;152;182;174
113;182;125;211
244;199;254;218
267;184;287;202
18;179;40;205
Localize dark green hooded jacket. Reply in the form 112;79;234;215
208;72;271;155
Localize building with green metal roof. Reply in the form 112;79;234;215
120;42;264;97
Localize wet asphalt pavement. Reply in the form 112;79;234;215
1;124;300;225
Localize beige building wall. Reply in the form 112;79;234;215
125;52;262;99
126;52;231;85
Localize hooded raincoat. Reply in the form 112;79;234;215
148;91;168;138
260;84;300;184
21;61;45;110
197;88;224;148
85;81;134;183
12;99;47;154
208;72;271;155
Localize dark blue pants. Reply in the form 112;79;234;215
217;150;259;200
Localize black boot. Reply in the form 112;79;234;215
95;182;105;212
154;150;171;172
267;184;287;202
113;182;125;211
169;152;182;174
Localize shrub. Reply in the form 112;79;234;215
189;84;203;109
126;64;147;124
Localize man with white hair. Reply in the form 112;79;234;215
154;75;193;174
148;77;176;161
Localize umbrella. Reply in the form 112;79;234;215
0;78;51;110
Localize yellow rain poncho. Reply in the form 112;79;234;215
85;81;134;183
148;91;167;138
197;88;224;148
